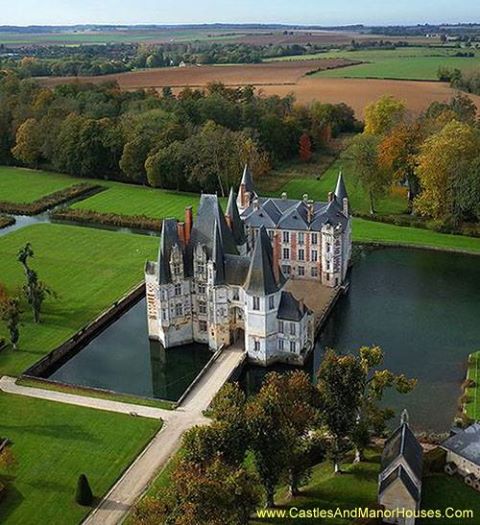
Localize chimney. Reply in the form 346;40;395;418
281;192;287;200
184;206;193;244
239;183;246;208
272;232;280;283
303;193;309;203
328;191;334;203
177;222;186;246
299;298;304;314
307;201;314;223
225;213;232;229
253;198;260;210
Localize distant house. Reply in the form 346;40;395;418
378;410;423;525
442;423;480;490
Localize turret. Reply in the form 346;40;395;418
334;170;349;216
237;164;257;211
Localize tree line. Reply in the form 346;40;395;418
350;93;480;231
132;346;415;524
1;73;357;194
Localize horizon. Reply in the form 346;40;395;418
2;0;480;28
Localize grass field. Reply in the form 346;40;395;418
0;392;160;525
0;167;84;204
464;351;480;421
269;47;480;81
0;223;157;376
71;184;205;220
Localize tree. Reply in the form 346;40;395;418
316;350;364;473
364;96;406;136
11;117;43;167
0;445;16;472
17;243;55;323
0;296;21;350
378;122;423;211
299;133;312;162
75;474;93;506
414;120;480;222
350;133;392;214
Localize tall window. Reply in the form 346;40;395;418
175;303;183;317
173;262;181;277
198;283;206;294
199;320;207;332
269;295;275;310
174;283;182;296
254;340;260;352
311;267;318;278
282;231;290;243
311;233;318;245
298;249;305;261
233;288;240;301
279;339;284;351
290;323;296;336
298;266;305;276
253;296;260;311
279;320;284;333
198;301;207;314
298;232;304;245
283;248;290;260
290;341;296;353
196;262;205;275
311;249;318;262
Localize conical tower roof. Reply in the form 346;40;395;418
226;187;247;245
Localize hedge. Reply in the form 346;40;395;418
0;215;15;229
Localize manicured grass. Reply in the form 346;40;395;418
17;378;176;410
271;147;408;216
0;167;84;204
0;392;161;525
269;47;480;81
0;223;157;376
419;474;480;524
352;218;480;254
71;184;206;220
464;351;480;421
250;450;380;524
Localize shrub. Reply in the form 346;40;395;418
424;447;447;475
75;474;93;506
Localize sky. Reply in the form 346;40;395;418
2;0;479;27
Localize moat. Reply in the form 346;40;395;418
45;246;480;430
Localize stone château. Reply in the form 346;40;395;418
145;167;352;366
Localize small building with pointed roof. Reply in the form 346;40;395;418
145;165;351;364
378;410;423;525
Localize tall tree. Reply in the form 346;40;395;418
11;117;43;167
351;133;392;214
299;132;313;162
0;296;21;350
364;95;406;136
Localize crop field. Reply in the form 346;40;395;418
0;392;160;525
270;46;480;81
0;224;157;376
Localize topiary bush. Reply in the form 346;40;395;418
75;473;93;506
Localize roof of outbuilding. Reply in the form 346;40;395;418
441;423;480;466
379;465;420;502
277;291;310;321
381;422;423;482
244;226;285;296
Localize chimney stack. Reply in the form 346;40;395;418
253;198;260;210
177;222;186;246
184;206;193;244
307;201;314;223
281;192;287;200
303;193;309;203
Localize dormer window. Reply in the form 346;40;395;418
174;283;182;296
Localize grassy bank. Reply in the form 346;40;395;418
0;223;157;376
0;392;161;525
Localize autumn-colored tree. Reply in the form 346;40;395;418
364;96;406;136
415;120;480;222
0;296;21;350
350;134;392;214
378;122;424;211
238;137;271;179
11;117;43;167
299;133;313;162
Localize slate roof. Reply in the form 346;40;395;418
244;226;285;296
224;254;251;286
441;423;480;466
381;422;423;482
379;466;420;503
226;188;247;246
277;291;310;321
241;195;348;233
157;219;181;285
240;164;256;196
335;170;348;202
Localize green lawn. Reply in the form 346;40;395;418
269;47;480;81
0;167;84;204
464;351;480;421
353;218;480;254
251;450;380;524
270;150;408;216
0;392;160;525
71;184;205;220
0;223;157;376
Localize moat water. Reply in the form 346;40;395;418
241;247;480;433
47;298;212;402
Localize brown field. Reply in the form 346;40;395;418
39;59;480;118
39;59;357;89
